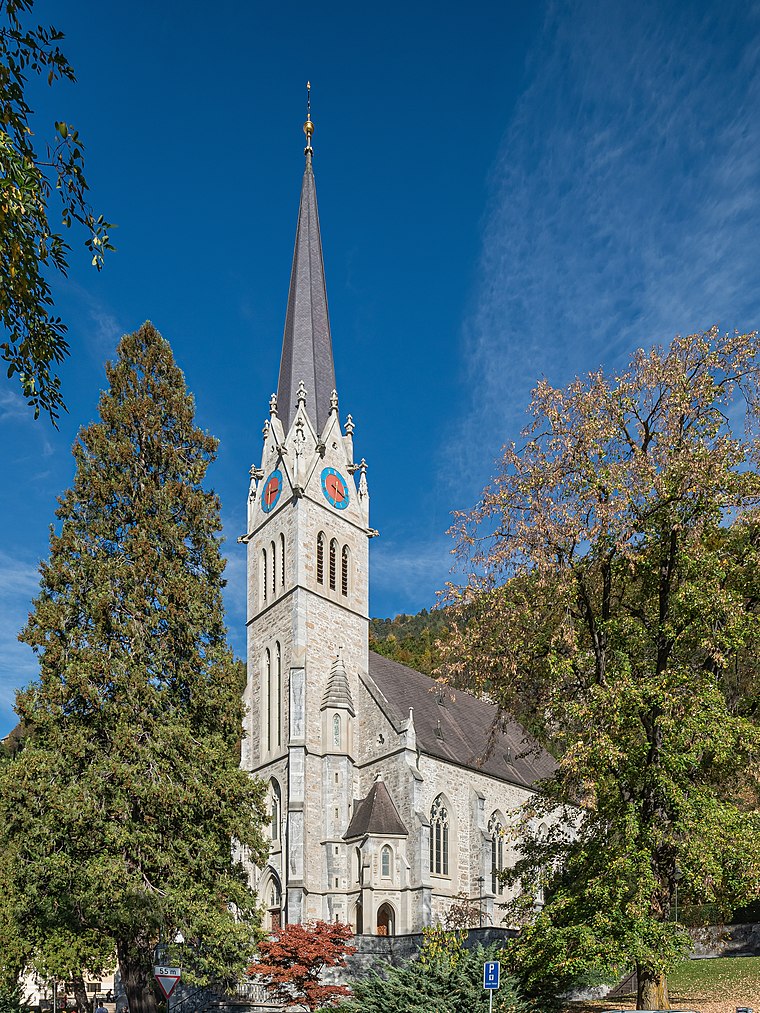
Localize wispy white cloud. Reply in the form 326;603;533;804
0;389;31;423
449;0;760;491
87;304;123;359
370;536;455;616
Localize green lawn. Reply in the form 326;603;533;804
567;956;760;1011
668;955;760;999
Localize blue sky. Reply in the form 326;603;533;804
1;0;759;736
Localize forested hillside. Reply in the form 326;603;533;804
369;608;449;675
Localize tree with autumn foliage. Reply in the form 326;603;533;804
249;921;355;1011
0;324;268;1013
443;328;760;1010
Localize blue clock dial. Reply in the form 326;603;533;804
261;469;283;513
321;467;349;509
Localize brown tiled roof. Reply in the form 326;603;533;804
366;651;556;790
343;779;408;839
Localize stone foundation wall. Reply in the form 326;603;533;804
342;925;518;976
689;922;760;958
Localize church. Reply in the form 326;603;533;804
239;104;554;937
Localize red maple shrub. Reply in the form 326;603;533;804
249;920;356;1011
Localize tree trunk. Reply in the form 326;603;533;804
637;964;670;1010
73;974;90;1013
117;937;158;1013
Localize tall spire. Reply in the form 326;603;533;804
276;83;336;435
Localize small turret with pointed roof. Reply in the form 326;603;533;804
277;83;337;435
321;650;355;716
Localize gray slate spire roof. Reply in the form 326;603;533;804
321;653;355;715
276;151;336;435
343;778;409;840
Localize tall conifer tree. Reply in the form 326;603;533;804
0;323;267;1013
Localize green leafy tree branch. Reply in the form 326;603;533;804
0;0;114;421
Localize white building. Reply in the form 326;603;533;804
240;110;553;937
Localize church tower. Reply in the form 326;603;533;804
240;94;373;927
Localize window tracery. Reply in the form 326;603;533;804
381;844;392;879
488;812;505;895
429;795;450;876
270;779;281;841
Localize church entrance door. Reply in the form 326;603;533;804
376;903;394;936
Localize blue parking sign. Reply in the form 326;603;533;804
484;961;500;990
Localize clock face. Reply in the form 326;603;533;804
321;467;349;510
261;469;283;513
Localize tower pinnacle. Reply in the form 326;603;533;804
304;81;314;162
277;86;336;435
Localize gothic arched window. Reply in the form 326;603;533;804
270;779;282;841
270;540;277;597
332;713;341;748
264;648;272;752
429;795;450;876
341;544;350;597
280;532;286;587
261;548;267;604
536;821;549;905
381;845;392;879
316;532;325;585
276;641;282;748
329;538;338;591
488;812;505;895
266;874;282;931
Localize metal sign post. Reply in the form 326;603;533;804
153;965;181;1013
484;960;500;1013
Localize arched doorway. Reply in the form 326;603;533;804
376;902;395;936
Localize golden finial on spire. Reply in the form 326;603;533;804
303;80;314;159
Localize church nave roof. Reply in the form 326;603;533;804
366;651;556;789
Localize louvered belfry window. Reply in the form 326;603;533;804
341;544;349;596
316;532;325;584
329;538;338;591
